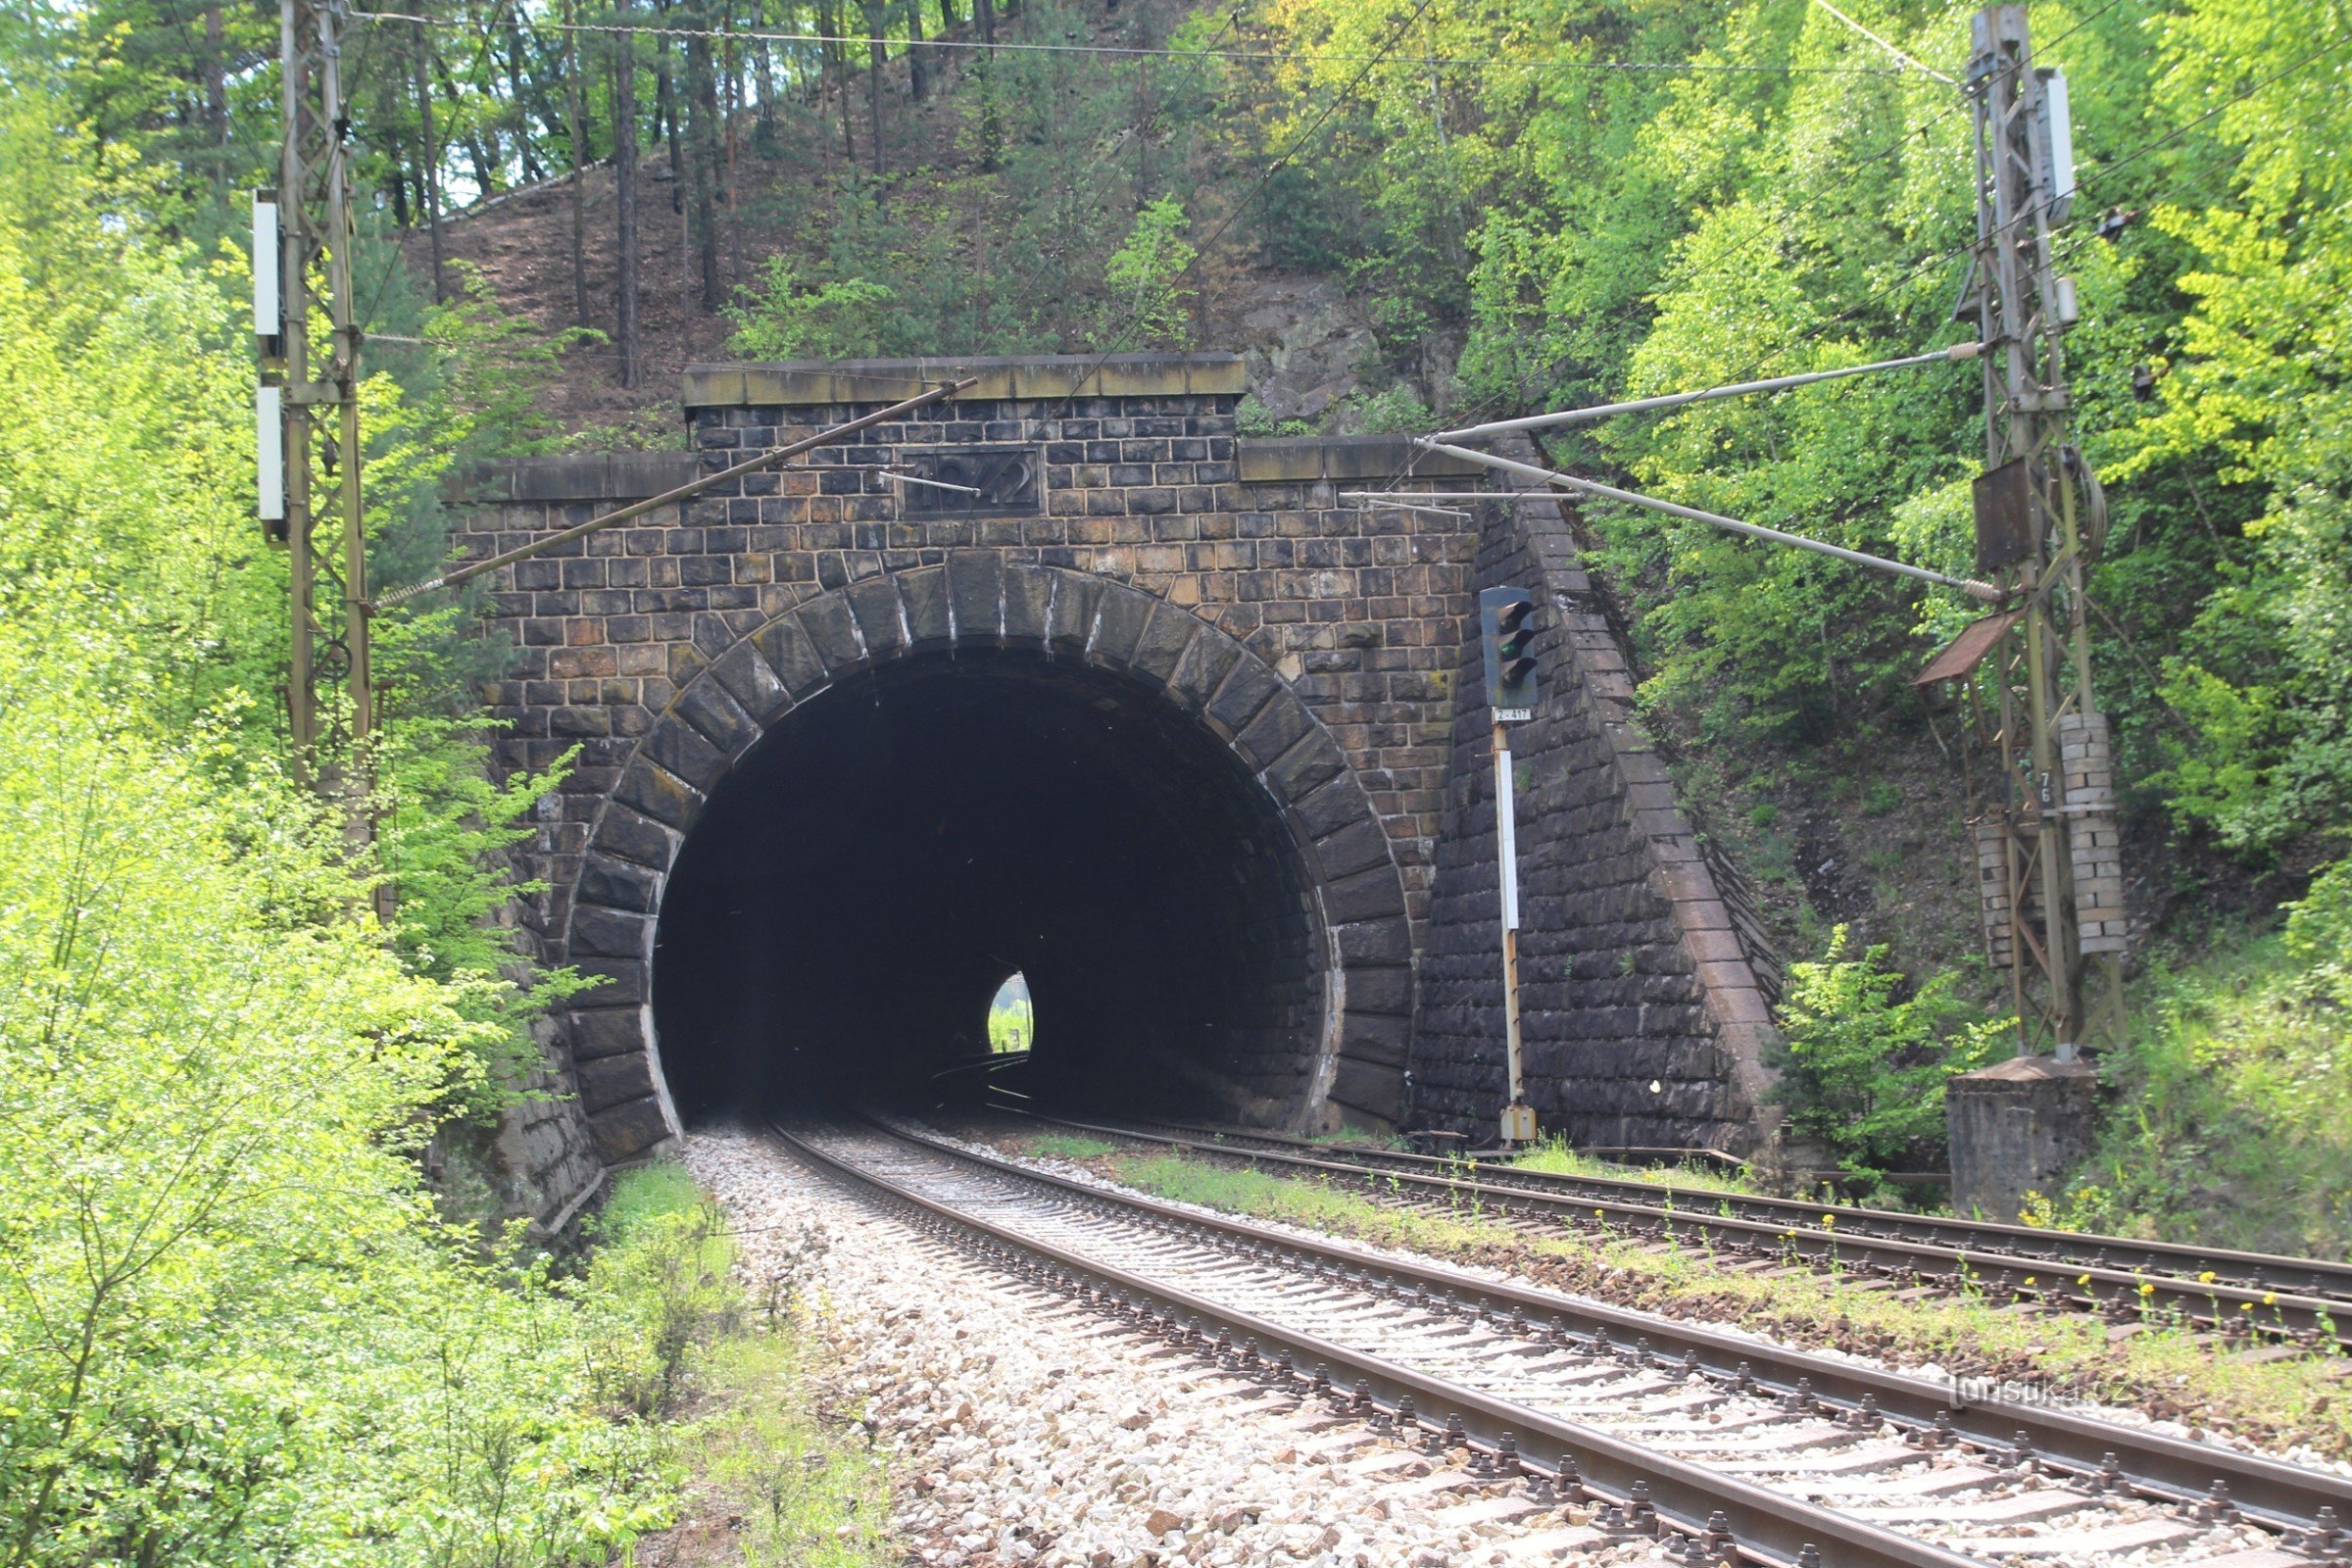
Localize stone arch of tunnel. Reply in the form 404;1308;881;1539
556;560;1419;1160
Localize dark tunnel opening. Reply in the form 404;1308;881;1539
651;648;1330;1124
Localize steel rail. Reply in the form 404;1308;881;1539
772;1116;1985;1568
1001;1106;2352;1347
893;1112;2352;1531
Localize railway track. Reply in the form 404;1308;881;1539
984;1106;2352;1352
775;1111;2352;1568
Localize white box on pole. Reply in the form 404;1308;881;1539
256;385;284;521
252;194;280;338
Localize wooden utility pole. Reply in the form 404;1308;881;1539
1959;3;2121;1060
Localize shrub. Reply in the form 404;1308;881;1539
1768;926;2008;1179
725;255;897;360
1095;198;1196;350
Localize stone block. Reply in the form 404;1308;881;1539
1236;691;1313;770
1328;1057;1406;1120
590;804;677;871
1047;570;1102;653
1313;815;1394;882
751;612;829;695
570;904;653;959
612;758;704;830
1004;563;1054;644
588;1096;672;1161
576;852;660;913
1947;1055;2098;1224
1339;1011;1411;1067
673;674;761;759
706;638;792;726
568;1006;645;1061
569;957;649;1006
1165;629;1241;711
799;592;864;670
900;565;953;648
1091;583;1152;665
641;717;728;791
1325;865;1406;922
1264;730;1347;804
1203;657;1278;737
1131;601;1197;682
845;573;908;659
577;1051;658;1114
1337;916;1412;964
946;550;1004;640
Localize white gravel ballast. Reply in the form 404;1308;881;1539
684;1125;1671;1568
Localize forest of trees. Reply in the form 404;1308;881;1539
0;0;2348;1553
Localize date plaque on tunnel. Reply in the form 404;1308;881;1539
897;445;1041;516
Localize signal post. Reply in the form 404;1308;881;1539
1481;585;1540;1147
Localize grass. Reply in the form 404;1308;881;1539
1507;1135;1761;1197
688;1335;896;1568
2054;929;2352;1259
1105;1152;2352;1461
585;1163;896;1566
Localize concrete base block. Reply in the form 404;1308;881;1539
1946;1054;2099;1223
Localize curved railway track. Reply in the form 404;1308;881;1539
774;1111;2352;1568
983;1106;2352;1351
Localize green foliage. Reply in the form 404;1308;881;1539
987;986;1035;1054
693;1335;896;1568
1236;395;1315;437
725;254;900;360
2284;857;2352;1009
0;75;685;1568
1095;196;1198;350
1511;1137;1757;1196
577;1167;741;1417
1769;926;2007;1179
2057;929;2352;1257
1348;382;1432;434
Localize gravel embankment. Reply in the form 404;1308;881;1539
684;1125;1667;1568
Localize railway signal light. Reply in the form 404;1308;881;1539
1481;586;1539;721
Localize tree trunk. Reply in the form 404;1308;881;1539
685;20;721;310
614;24;642;387
938;0;959;36
816;0;854;162
753;11;778;152
564;0;590;325
975;0;994;50
414;21;447;303
654;15;686;214
906;0;927;100
723;17;743;287
862;0;885;175
202;5;226;153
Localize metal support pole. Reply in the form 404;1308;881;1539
1961;2;2115;1055
277;0;318;772
318;0;370;751
1494;717;1535;1147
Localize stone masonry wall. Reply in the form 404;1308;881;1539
1408;438;1781;1152
452;354;1780;1173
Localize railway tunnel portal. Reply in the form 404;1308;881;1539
466;355;1782;1216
